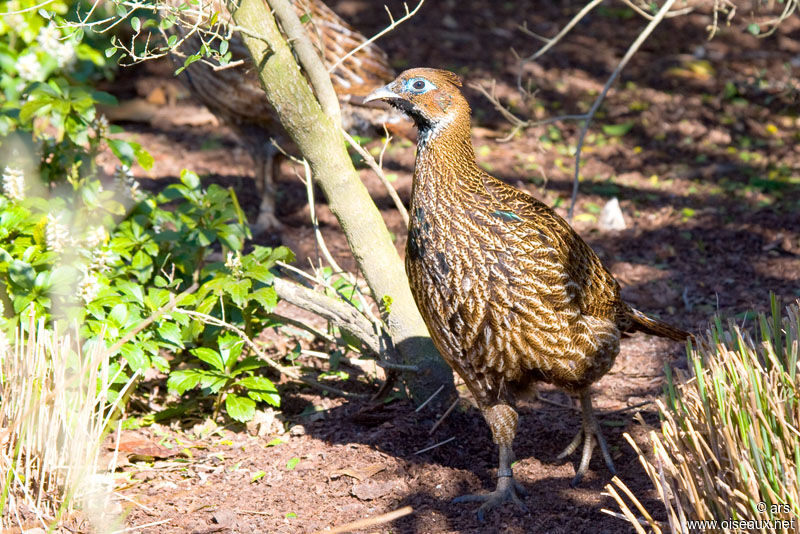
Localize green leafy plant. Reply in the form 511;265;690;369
168;332;280;422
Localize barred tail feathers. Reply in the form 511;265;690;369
628;307;692;342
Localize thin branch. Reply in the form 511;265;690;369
268;0;341;125
617;0;694;21
566;0;678;221
342;129;409;226
470;80;586;142
414;384;444;412
429;397;461;435
412;436;455;455
2;0;57;15
312;506;413;534
518;0;605;63
299;157;345;274
272;277;392;360
326;0;425;73
268;311;337;345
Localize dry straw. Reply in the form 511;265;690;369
606;296;800;533
1;307;139;531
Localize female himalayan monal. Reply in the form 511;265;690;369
365;68;691;520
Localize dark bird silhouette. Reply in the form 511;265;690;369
365;68;691;519
168;0;398;231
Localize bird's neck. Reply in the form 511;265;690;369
411;115;482;213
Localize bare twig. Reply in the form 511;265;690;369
2;0;57;15
312;506;413;534
272;277;393;361
469;80;587;143
268;311;338;345
618;0;694;21
518;0;604;64
413;436;455;455
429;397;461;435
268;0;341;125
342;129;409;226
326;0;425;73
414;384;445;413
565;0;677;220
110;519;173;534
299;157;345;274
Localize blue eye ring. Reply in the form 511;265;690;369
407;77;436;94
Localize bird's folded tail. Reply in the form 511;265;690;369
627;307;692;342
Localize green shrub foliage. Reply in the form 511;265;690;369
1;2;290;422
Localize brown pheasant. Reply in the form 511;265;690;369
168;0;398;231
365;68;691;519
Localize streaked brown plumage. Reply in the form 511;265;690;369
167;0;398;230
366;68;691;519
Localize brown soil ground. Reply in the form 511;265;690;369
86;1;800;532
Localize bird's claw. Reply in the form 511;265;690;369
453;475;528;521
556;395;617;487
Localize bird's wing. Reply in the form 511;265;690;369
451;175;622;385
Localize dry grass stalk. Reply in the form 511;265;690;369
607;296;800;533
0;308;138;531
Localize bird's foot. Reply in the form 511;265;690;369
453;474;528;521
556;395;616;487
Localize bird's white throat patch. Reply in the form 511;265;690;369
417;113;455;147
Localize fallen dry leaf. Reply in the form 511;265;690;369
330;463;386;481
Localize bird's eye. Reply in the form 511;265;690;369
412;80;426;91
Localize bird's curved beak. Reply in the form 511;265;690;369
364;84;399;104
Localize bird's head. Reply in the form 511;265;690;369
364;68;469;141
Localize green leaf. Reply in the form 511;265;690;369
225;394;255;422
120;343;147;371
250;287;278;312
747;23;760;35
9;260;35;288
192;346;225;372
168;369;203;394
232;357;265;375
227;278;251;307
116;280;145;306
131;16;141;32
133;145;154;171
286;457;300;470
251;470;266;482
109;302;128;325
241;376;280;407
108;138;137;168
601;121;635;136
266;438;285;447
266;246;295;265
157;322;184;348
219;334;244;370
199;372;227;393
180;169;201;190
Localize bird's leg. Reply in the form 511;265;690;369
453;404;528;521
252;144;283;232
557;390;616;487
